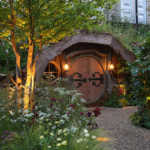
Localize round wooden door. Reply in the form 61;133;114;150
69;56;105;104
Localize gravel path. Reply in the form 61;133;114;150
89;106;150;150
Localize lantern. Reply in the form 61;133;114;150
109;59;114;71
110;63;114;70
64;58;69;72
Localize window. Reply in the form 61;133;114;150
111;61;124;81
120;0;146;24
42;61;60;83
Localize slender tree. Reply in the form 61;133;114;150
0;0;118;110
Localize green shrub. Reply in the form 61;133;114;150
129;112;142;126
127;38;150;128
104;92;128;108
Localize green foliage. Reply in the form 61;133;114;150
87;22;149;52
0;40;28;74
129;110;150;128
104;91;128;108
0;0;119;46
0;40;15;73
129;112;142;126
127;38;150;128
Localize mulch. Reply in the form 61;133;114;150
88;106;150;150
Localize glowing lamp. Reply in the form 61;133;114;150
109;63;114;70
64;63;69;71
109;59;114;71
64;57;69;72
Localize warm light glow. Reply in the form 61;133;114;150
110;63;114;70
64;63;69;71
96;137;110;142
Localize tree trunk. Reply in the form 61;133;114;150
24;38;34;110
30;60;36;110
11;33;22;109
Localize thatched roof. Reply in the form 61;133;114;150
36;30;136;82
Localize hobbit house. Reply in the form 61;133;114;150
35;31;136;107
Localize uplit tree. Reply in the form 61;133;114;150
0;0;118;110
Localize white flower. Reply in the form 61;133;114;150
10;119;16;123
18;101;22;104
75;93;83;96
85;133;89;137
57;143;61;146
59;119;65;124
35;106;38;109
18;110;22;113
80;98;86;103
65;91;70;95
39;117;44;121
77;138;83;143
62;141;67;145
70;90;77;93
50;132;54;136
67;107;72;111
63;128;68;133
39;135;44;139
76;139;80;143
64;133;67;136
57;129;62;135
70;126;78;133
24;110;29;113
57;138;61;141
83;129;88;134
61;114;69;120
1;115;6;119
52;126;56;129
71;96;76;103
9;111;14;115
48;145;51;148
44;87;49;90
92;136;96;139
24;114;30;117
55;121;59;124
48;123;52;126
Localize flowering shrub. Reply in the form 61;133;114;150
104;85;130;108
0;80;109;150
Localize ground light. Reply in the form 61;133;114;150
96;137;110;142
